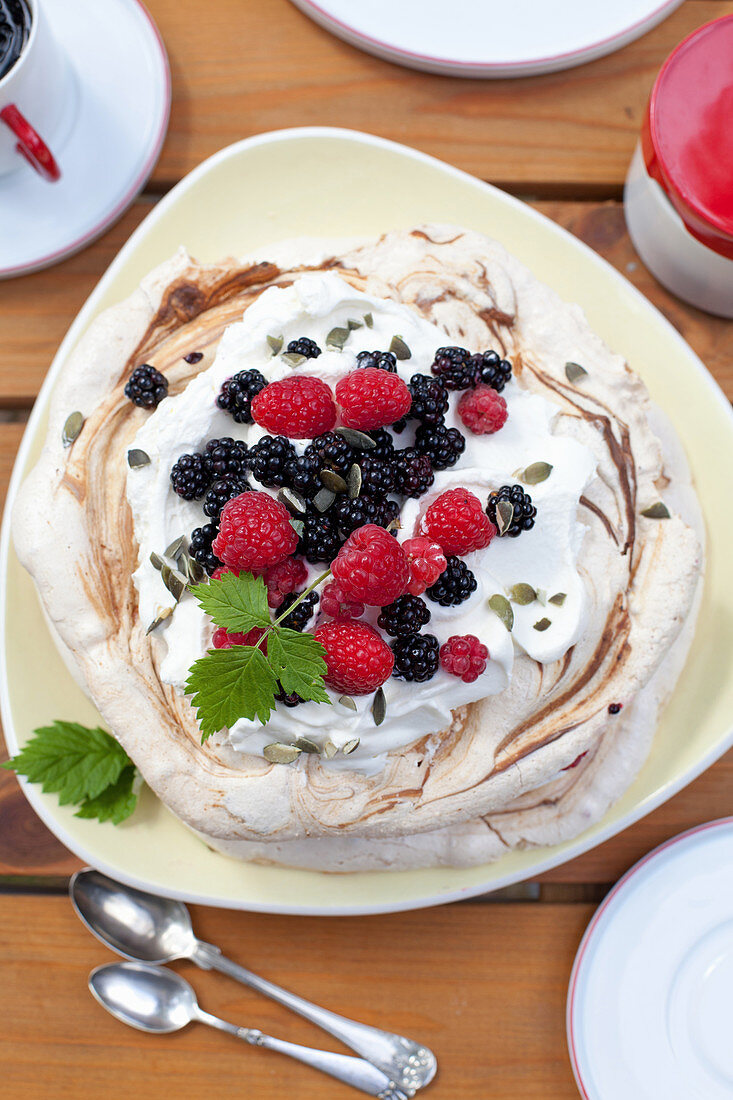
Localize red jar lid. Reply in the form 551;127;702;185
641;15;733;260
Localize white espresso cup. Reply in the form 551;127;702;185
0;0;72;181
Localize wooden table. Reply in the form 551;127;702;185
1;2;731;1096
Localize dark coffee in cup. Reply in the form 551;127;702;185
0;0;31;81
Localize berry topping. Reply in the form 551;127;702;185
125;364;168;408
212;626;268;650
251;376;337;439
402;537;447;596
414;423;466;469
357;455;396;496
287;337;321;359
170;452;212;500
314;621;394;695
420;488;497;555
203;477;251;519
364;429;396;463
332;495;395;535
247;435;298;488
284;453;322;497
356;349;398;373
470;350;513;392
377;594;431;637
298;512;343;564
262;557;308;608
486;484;537;537
212;491;298;571
203;437;249;479
335;368;412;430
279;590;319;632
304;431;355;474
331;524;409;606
275;687;305;707
320;581;365;620
457;385;508;435
426;556;477;606
430;346;476;391
440;635;489;682
391;633;440;683
189;523;222;575
393;448;435;498
407;374;449;425
216;369;267;424
211;565;240;581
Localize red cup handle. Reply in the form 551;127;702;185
0;103;61;182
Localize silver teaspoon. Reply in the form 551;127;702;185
89;962;410;1099
70;869;436;1096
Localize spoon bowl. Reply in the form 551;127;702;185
89;961;197;1034
71;868;195;963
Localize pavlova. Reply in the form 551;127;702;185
12;226;703;870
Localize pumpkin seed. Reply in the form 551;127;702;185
342;738;360;755
641;502;671;519
320;469;348;493
363;312;374;328
313;488;336;512
533;617;551;632
161;564;188;603
323;740;338;759
294;737;321;755
338;695;357;712
389;335;411;360
326;326;350;350
347;317;363;330
371;687;386;727
290;518;305;538
535;588;547;606
127;448;150;469
518;461;553;485
267;334;284;355
62;411;84;447
164;535;185;560
263;743;302;765
335;427;376;450
149;552;165;572
280;352;306;368
565;361;588;383
146;606;173;634
278;487;307;514
496;501;514;536
489;594;514;630
186;557;207;585
347;463;362;499
509;583;536;605
548;592;567;606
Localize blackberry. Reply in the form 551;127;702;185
275;687;305;707
125;364;168;408
407;374;449;425
247;435;297;487
299;512;343;564
356;349;397;373
286;336;321;359
391;633;440;683
170;452;212;500
364;429;395;463
216;369;267;423
426;556;477;606
470;350;513;393
414;423;466;470
377;595;431;637
284;453;322;498
203;437;249;479
381;499;401;530
430;346;476;391
279;590;319;632
304;432;355;474
189;523;222;575
486;484;537;537
203;477;250;519
332;495;386;535
393;448;434;498
357;455;396;497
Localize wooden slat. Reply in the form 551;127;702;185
0;895;588;1098
1;199;731;404
146;0;731;192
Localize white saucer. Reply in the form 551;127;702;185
0;0;169;278
289;0;684;78
568;819;733;1099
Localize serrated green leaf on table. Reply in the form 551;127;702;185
3;721;130;805
75;765;138;824
193;571;270;633
185;644;278;740
268;629;331;705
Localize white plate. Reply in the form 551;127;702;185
0;0;170;278
2;128;732;915
289;0;684;77
568;819;733;1099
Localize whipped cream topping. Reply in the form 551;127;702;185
127;273;596;773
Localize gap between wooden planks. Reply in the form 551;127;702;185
0;894;588;1099
144;0;731;192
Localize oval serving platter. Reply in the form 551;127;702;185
2;127;732;915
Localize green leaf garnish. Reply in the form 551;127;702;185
194;571;270;634
3;720;139;825
185;644;278;739
267;629;331;704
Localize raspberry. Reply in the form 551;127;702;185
212;626;268;651
263;557;308;608
393;449;434;498
320;581;365;620
457;385;508;435
217;370;267;424
251;376;336;439
391;633;440;682
125;364;168;408
247;436;297;488
335;368;411;430
331;524;409;606
287;337;321;359
470;350;512;392
211;565;240;581
440;635;489;682
430;347;476;391
212;491;298;571
426;556;477;606
170;452;212;500
356;350;397;373
420;488;497;555
402;537;447;596
314;621;394;695
414;423;466;469
377;595;431;637
486;484;537;537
